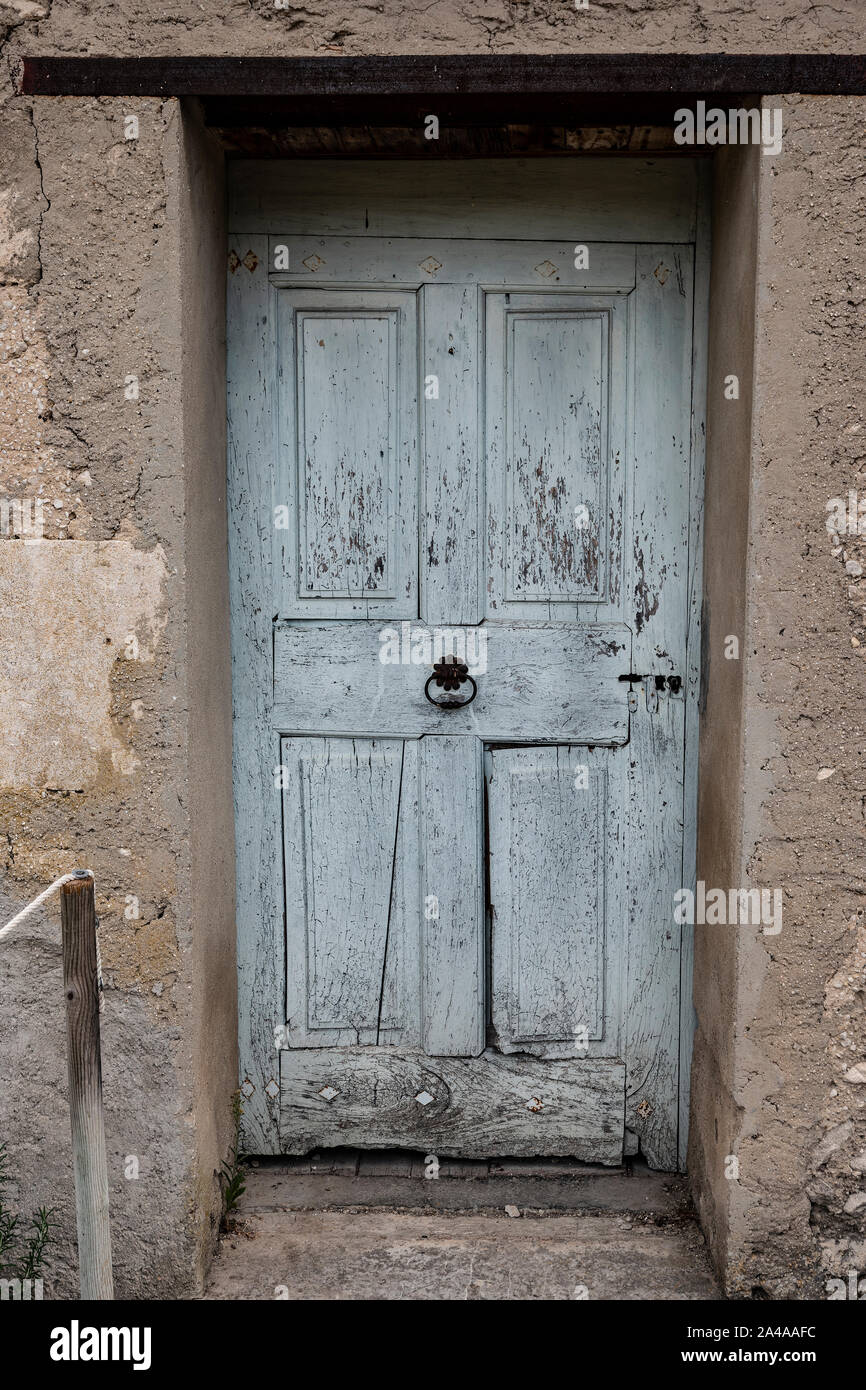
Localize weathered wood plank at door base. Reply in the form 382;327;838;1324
280;1048;625;1162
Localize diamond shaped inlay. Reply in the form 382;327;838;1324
534;260;557;278
303;253;325;272
264;1078;279;1100
242;251;259;273
527;1096;544;1113
228;250;241;274
415;1090;435;1106
318;1085;339;1102
419;256;442;276
240;1078;255;1099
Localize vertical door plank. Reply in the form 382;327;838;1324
630;246;694;665
624;699;684;1169
421;284;481;627
421;736;485;1056
227;235;283;1152
624;246;695;1170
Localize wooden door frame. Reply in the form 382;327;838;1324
680;160;710;1169
227;156;709;1167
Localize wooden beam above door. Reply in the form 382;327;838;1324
20;54;866;131
23;53;861;136
21;54;866;98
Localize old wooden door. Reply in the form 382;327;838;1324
228;161;705;1170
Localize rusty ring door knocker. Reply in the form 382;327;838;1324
424;655;478;710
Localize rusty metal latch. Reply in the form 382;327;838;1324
619;672;683;714
424;655;478;710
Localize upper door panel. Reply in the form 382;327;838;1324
276;288;418;618
485;291;628;620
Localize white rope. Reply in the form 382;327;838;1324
94;908;104;1013
0;870;95;943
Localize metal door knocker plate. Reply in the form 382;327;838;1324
424;656;478;710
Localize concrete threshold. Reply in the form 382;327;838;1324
204;1152;721;1300
239;1151;690;1217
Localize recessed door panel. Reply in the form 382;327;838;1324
276;289;418;618
486;292;627;618
488;746;618;1056
282;736;420;1048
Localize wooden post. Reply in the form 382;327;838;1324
60;872;113;1300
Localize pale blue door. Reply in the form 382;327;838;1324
228;171;701;1168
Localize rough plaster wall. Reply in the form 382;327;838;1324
6;0;866;56
690;99;866;1303
0;541;168;786
0;58;234;1293
1;0;865;1301
174;104;236;1288
689;139;760;1290
722;94;866;1300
